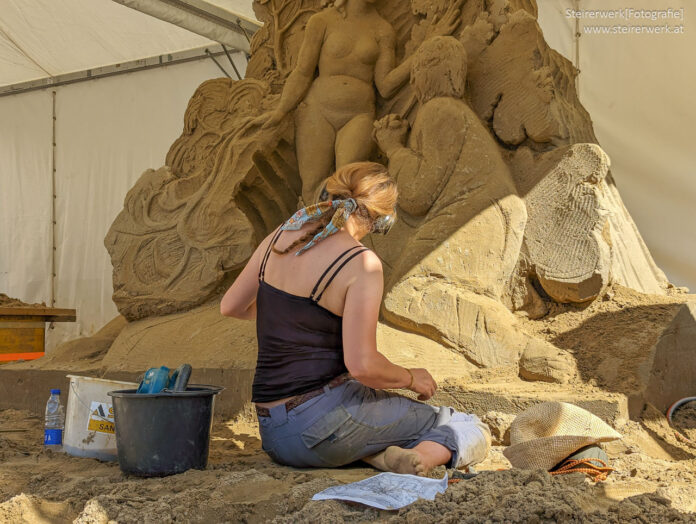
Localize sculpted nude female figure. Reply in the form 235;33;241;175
261;0;460;203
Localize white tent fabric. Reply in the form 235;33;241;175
0;0;693;354
112;0;255;52
0;0;219;88
0;57;244;351
206;0;257;22
538;0;695;291
0;90;53;302
0;0;247;351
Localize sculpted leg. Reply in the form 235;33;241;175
382;276;576;383
335;113;376;168
389;195;523;298
382;196;572;382
295;103;337;204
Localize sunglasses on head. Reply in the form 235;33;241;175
370;212;396;235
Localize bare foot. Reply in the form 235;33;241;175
361;450;388;471
362;441;451;475
383;446;429;476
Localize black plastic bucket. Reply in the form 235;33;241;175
108;385;223;477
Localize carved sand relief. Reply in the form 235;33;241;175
105;0;670;384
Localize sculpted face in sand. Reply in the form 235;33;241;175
262;0;460;203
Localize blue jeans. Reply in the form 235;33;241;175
257;379;491;469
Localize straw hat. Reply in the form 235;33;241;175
503;401;622;470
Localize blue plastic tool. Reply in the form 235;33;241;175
136;366;172;394
136;364;193;394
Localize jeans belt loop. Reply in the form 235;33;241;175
269;402;288;423
255;373;351;417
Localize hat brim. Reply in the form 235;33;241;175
503;435;619;471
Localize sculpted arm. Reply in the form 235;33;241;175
374;6;462;99
266;14;326;122
374;26;412;99
375;107;468;216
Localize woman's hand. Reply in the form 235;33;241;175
407;368;437;401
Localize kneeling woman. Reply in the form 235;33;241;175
220;162;490;475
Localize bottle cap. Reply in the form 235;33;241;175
50;389;61;394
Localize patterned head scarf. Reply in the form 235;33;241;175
281;198;357;256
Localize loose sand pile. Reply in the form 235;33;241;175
2;406;695;523
516;284;693;395
0;293;46;308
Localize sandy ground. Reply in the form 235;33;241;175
2;405;696;524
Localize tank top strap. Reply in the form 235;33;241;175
309;246;363;300
311;247;371;303
258;227;284;282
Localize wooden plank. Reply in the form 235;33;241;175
0;307;76;322
0;321;45;328
0;313;45;364
0;326;43;351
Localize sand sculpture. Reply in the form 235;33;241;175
104;0;672;383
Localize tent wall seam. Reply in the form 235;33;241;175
0;23;53;78
573;0;582;96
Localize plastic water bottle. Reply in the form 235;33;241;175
44;389;65;450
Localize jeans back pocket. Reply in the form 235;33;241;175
300;405;352;448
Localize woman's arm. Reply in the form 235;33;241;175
342;251;437;399
219;230;275;320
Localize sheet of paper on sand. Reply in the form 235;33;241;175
312;472;449;510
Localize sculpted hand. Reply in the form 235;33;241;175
250;108;288;130
373;114;409;155
407;368;437;401
425;1;463;39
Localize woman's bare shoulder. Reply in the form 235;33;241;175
253;225;283;261
350;246;383;275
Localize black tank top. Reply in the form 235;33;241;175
251;227;370;403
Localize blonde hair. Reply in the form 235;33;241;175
273;162;398;255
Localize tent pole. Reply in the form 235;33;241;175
222;45;242;80
50;90;57;310
236;20;252;44
573;0;581;97
204;49;231;78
